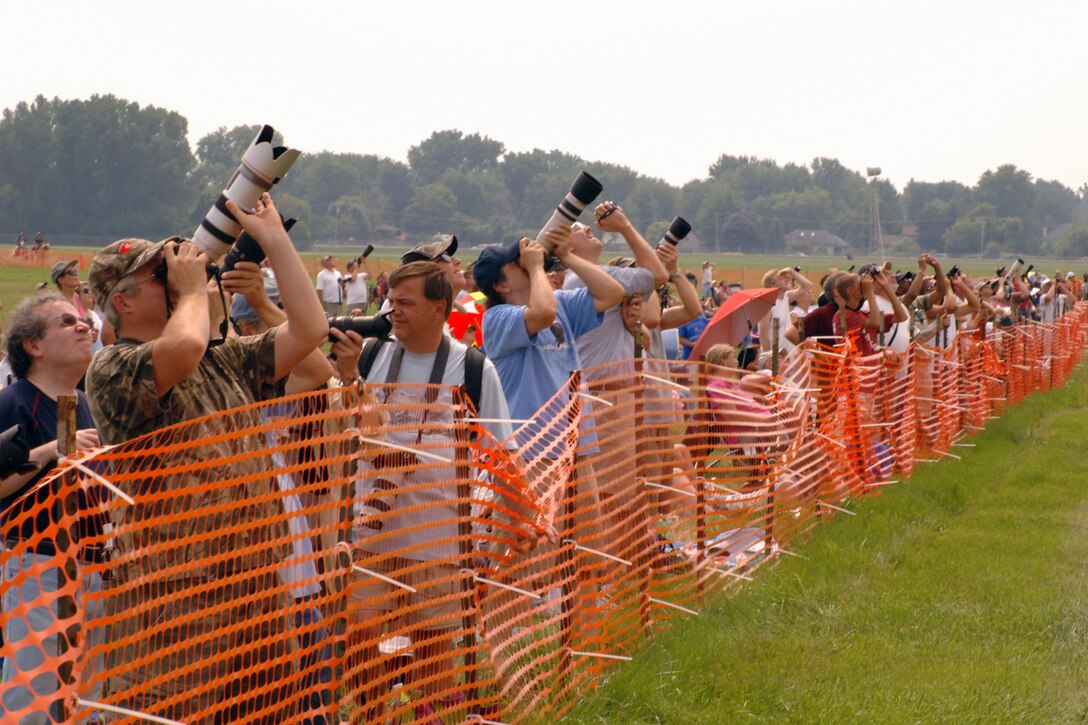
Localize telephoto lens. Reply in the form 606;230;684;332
536;171;604;251
192;125;301;260
659;216;692;246
327;311;393;342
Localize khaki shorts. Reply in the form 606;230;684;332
349;554;468;629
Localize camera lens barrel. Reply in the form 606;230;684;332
660;216;692;246
328;313;393;342
536;171;604;252
191;125;301;260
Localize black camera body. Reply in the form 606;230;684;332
328;311;393;342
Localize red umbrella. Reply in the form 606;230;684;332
690;287;781;359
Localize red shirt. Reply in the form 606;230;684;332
832;308;896;356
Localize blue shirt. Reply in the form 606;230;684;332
678;315;710;360
483;287;604;454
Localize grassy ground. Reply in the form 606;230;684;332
563;363;1088;723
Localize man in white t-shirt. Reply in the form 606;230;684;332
315;255;343;315
701;261;715;298
342;258;371;312
329;260;537;718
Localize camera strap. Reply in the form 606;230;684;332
384;336;451;391
383;336;451;446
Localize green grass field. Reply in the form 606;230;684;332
563;364;1088;723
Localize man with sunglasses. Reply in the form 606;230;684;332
83;193;329;722
0;292;100;718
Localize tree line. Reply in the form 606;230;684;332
1;94;1086;256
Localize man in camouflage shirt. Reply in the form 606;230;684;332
85;194;329;722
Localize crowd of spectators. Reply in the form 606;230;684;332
0;196;1085;721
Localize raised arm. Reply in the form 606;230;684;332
656;243;701;329
900;255;928;305
150;239;213;396
782;268;813;303
520;235;558;335
553;228;624;313
594;202;668;287
221;260;332;394
226;193;329;382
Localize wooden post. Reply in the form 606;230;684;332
452;390;477;711
771;318;780;377
633;327;651;631
556;372;583;696
56;394;78;456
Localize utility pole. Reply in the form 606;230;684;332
867;167;883;258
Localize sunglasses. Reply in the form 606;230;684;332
433;253;454;263
52;313;91;329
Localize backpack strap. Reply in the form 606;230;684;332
356;338;387;380
462;345;486;414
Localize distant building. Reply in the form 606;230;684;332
785;229;851;255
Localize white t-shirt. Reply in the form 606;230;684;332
355;339;513;561
344;272;369;307
562;265;656;381
315;268;343;304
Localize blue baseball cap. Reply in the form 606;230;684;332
473;241;523;298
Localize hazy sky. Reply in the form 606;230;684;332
4;1;1085;192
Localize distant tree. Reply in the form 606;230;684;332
408;130;504;185
1053;223;1088;258
272;193;314;246
915;198;954;252
903;179;971;221
1033;178;1078;235
976;165;1035;220
644;219;671;247
719;212;763;252
0;95;195;237
402;183;457;237
500;149;584;210
752;187;833;247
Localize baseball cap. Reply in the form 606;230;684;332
49;260;78;283
88;237;174;310
401;234;458;264
230;276;281;324
472;241;522;298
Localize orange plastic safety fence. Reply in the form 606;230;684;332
2;305;1087;724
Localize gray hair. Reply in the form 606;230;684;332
6;292;66;379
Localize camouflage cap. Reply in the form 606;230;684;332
401;234;458;265
88;237;174;310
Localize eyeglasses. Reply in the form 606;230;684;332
52;313;90;329
125;269;163;289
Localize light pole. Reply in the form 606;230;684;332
867;167;883;259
